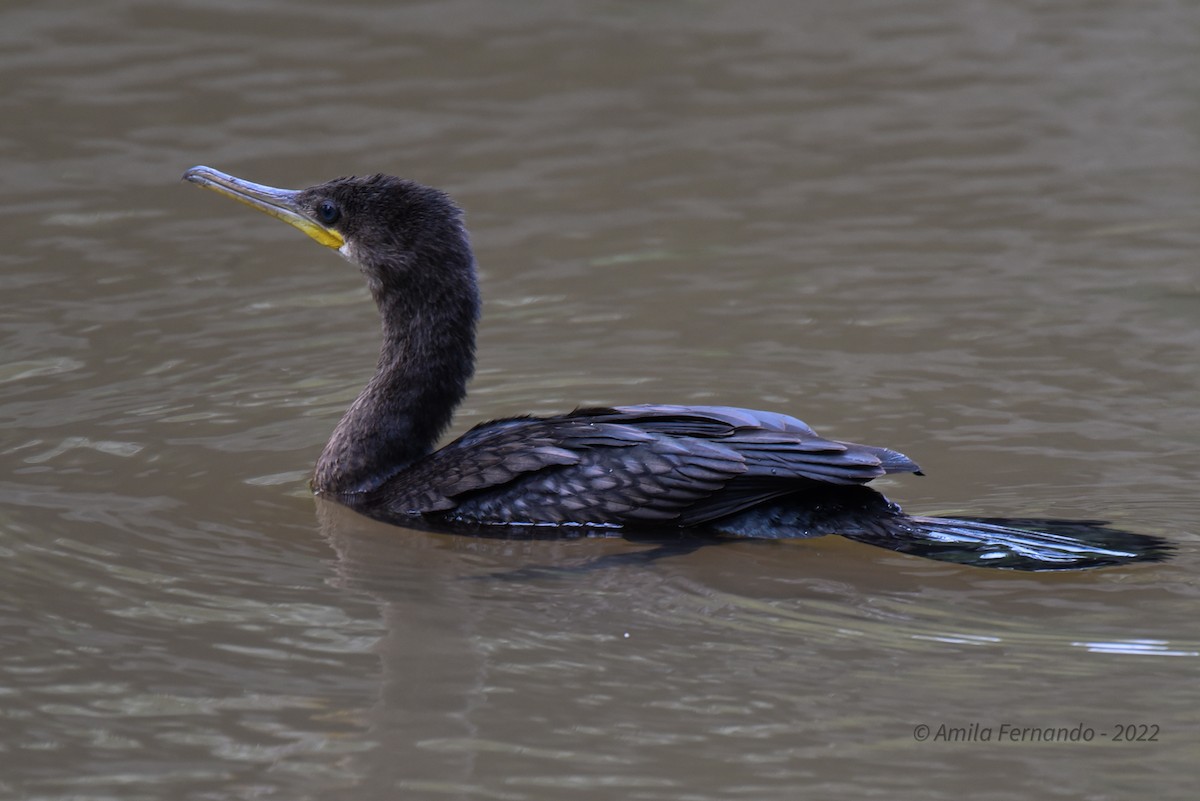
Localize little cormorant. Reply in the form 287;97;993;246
182;166;1169;570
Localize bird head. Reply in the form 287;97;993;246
183;166;473;301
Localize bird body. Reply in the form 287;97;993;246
182;166;1170;570
355;403;919;527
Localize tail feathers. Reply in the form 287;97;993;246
843;515;1173;571
708;485;1172;571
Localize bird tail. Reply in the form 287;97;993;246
841;515;1172;571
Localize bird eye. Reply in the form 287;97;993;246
317;200;341;225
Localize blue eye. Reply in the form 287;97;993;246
317;200;340;225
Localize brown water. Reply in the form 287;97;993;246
3;1;1198;799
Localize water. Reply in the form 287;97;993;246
2;1;1198;798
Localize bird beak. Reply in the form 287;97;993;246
182;165;345;250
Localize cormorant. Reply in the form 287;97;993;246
182;166;1169;570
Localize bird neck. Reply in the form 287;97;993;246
313;275;479;496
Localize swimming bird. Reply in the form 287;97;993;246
182;166;1169;570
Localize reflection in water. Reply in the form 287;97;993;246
1072;640;1199;657
315;500;1198;797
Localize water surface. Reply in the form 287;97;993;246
2;1;1198;799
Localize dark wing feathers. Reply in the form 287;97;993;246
851;443;924;475
372;403;921;526
613;404;821;437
